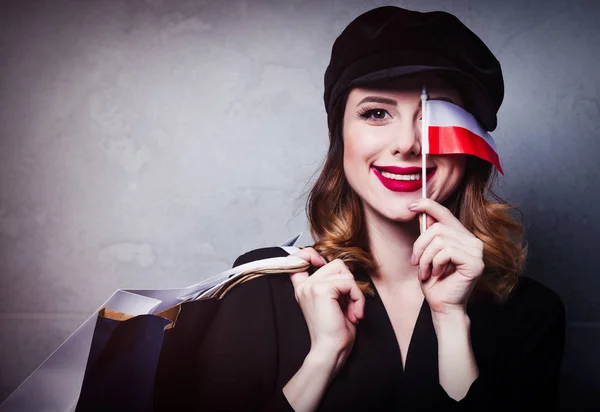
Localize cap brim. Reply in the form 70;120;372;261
349;65;496;131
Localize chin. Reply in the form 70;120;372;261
378;206;419;223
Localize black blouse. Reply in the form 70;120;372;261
191;247;565;411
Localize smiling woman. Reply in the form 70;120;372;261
162;6;566;412
342;76;468;222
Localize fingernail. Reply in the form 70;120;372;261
410;254;417;265
417;268;422;280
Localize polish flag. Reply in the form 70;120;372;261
425;100;503;175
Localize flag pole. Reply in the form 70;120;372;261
420;85;428;234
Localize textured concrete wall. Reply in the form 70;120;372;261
0;0;598;409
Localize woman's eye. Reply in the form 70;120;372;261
360;109;390;121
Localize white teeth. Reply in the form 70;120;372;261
380;171;421;181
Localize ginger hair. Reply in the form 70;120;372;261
305;97;527;302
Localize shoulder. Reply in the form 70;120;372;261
469;276;566;370
506;276;565;318
222;246;297;304
232;246;292;267
201;247;299;334
498;276;566;336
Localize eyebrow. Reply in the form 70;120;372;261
356;95;458;107
357;96;398;106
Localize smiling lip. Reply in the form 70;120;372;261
372;165;436;192
375;165;433;174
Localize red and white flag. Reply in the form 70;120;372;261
425;99;503;175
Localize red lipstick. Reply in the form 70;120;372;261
372;166;436;192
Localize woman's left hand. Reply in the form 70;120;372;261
407;198;485;315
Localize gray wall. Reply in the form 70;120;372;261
1;0;598;409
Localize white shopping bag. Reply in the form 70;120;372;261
0;234;303;412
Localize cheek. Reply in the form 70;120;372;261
343;126;384;165
453;156;468;180
447;156;465;174
342;138;361;183
343;134;372;191
436;155;468;196
342;127;362;168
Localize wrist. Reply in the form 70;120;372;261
283;350;340;412
306;343;351;383
304;348;339;373
431;310;471;337
433;311;479;401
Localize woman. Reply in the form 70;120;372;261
191;6;565;411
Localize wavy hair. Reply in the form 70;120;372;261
305;96;527;302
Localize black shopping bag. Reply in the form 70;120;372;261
75;299;222;412
74;246;308;412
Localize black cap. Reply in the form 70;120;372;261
324;6;504;131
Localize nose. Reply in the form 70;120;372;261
390;118;422;157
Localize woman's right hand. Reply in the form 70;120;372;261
289;247;365;374
282;248;365;411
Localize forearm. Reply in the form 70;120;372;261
282;350;338;412
432;311;479;401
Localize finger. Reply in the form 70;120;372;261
309;258;352;280
293;261;352;294
429;246;484;280
408;198;468;234
345;299;359;324
418;236;445;281
437;262;450;278
297;278;355;299
444;262;456;277
341;295;355;324
418;236;483;281
289;271;309;289
315;278;365;321
291;247;328;267
418;212;437;234
412;223;482;265
345;281;366;323
307;272;355;285
431;249;452;278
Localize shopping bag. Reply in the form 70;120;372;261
0;234;303;412
77;248;307;411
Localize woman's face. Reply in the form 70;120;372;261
342;75;467;223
